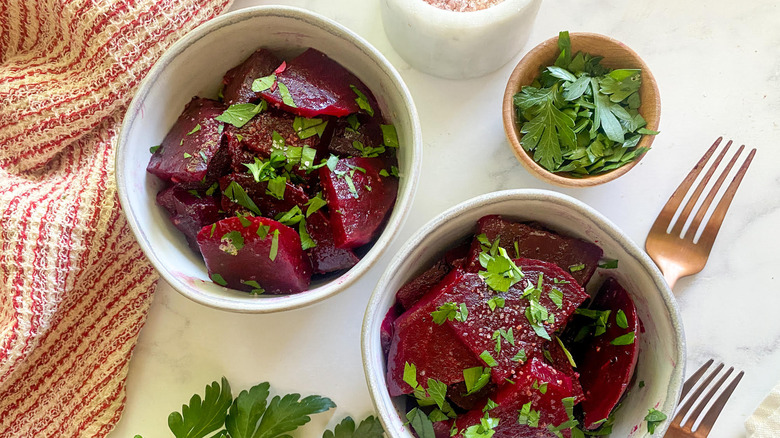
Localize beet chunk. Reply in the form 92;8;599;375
218;172;310;219
465;215;603;286
259;48;376;118
395;259;451;311
147;97;227;183
325;114;385;157
577;277;640;429
304;210;359;274
453;358;575;438
319;157;398;249
156;186;222;251
196;216;312;294
386;270;482;397
446;260;589;383
446;380;498;411
222;49;282;105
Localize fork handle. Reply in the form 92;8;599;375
658;263;683;289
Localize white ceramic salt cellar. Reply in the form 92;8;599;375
381;0;541;79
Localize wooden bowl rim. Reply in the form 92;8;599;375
502;32;661;188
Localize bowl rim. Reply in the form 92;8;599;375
386;0;538;25
502;32;661;188
116;5;422;313
361;188;685;436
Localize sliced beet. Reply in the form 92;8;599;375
325;113;385;157
304;210;359;274
226;108;322;158
446;380;498;411
446;260;589;383
380;304;402;358
259;48;376;118
218;172;310;219
196;216;311;294
386;270;482;397
525;338;585;404
453;358;575;438
156;185;222;251
147;97;227;183
465;215;603;286
395;259;451;311
222;49;282;105
577;277;640;429
319;157;398;249
433;420;453;438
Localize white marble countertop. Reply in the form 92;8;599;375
112;0;780;436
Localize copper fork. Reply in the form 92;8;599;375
645;137;756;288
665;359;744;437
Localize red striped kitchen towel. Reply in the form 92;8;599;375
0;0;231;436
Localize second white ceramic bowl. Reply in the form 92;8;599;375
117;6;422;313
362;189;684;437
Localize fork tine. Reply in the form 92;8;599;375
648;137;722;235
696;148;756;253
679;359;714;400
673;362;724;426
693;370;744;437
670;139;732;238
684;367;735;429
684;144;744;240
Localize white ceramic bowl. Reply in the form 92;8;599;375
381;0;541;79
362;189;684;436
117;6;422;313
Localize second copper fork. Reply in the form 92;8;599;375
645;137;756;289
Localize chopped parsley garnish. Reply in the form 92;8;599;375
251;73;276;92
599;258;619;269
431;302;468;325
277;81;297;108
532;380;548;394
568;263;585;273
479;351;498;367
293;116;328;139
186;124;201;135
611;331;635;346
380;124;399;148
352;140;385;157
305;193;327;217
477;236;524;293
240;279;265;295
269;229;280;261
645;408;667;434
511;349;527;363
216;101;267;128
463;366;491;395
517;401;540;427
266;175;287;200
487;295;506;311
149;145;161;154
483;399;498;412
211;273;228;286
219;230;244;255
379;169;389;177
616;309;629;329
522;274;554;341
556;337;577;368
462;414;499;438
350;85;374;116
183;152;192;158
574;308;611;337
256;224;270;239
549;288;564;309
223;181;262;216
402;363;456;419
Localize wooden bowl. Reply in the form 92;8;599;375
502;32;661;187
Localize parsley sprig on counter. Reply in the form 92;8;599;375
134;377;383;438
514;31;658;175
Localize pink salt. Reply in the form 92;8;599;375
423;0;506;12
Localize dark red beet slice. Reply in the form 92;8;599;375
196;216;312;294
446;380;498;411
259;48;375;118
226;109;323;158
380;304;402;358
433;420;453;438
222;49;282;105
304;210;359;274
319;157;398;249
218;172;310;219
465;215;603;286
395;259;451;311
147;97;227;183
524;339;585;404
386;270;482;397
156;186;222;251
326;114;385;156
446;260;588;383
453;358;575;438
578;277;640;429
